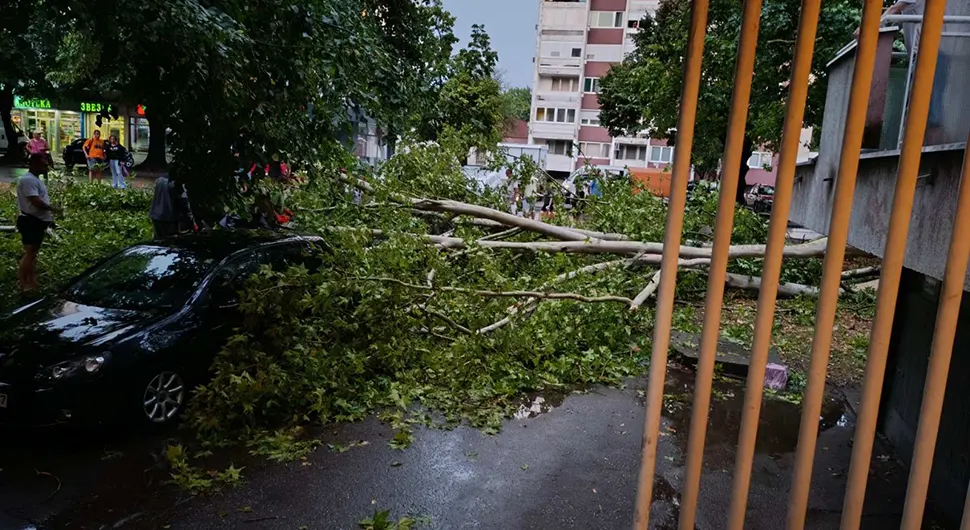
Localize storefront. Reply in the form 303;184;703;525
12;96;82;154
13;96;152;156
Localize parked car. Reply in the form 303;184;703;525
744;184;775;213
0;231;324;428
62;138;135;171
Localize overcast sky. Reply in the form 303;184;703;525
442;0;538;88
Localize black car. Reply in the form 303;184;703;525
0;231;323;427
62;138;135;171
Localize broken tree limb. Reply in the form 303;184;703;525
358;276;634;305
0;225;14;233
411;198;595;242
630;270;662;311
723;273;835;298
842;266;880;279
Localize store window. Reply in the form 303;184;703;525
129;117;151;152
58;112;81;152
649;146;674;164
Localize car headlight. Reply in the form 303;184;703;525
41;353;111;381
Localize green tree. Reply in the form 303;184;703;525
598;0;859;196
415;24;506;159
47;0;460;214
502;87;532;123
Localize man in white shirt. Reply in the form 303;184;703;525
16;154;56;291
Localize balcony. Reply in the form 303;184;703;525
535;91;582;105
531;120;578;141
537;57;585;76
545;153;576;172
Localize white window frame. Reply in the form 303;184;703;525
583;77;601;94
548;140;574;156
580;111;601;126
616;144;648;162
747;151;773;169
551;77;579;92
590;11;624;28
536;107;577;124
649;146;674;164
579;142;611;159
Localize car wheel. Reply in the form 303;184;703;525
140;370;186;425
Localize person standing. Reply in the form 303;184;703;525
27;132;53;174
105;135;128;189
16;154;56;291
83;130;106;183
150;173;180;238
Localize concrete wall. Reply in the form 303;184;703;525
880;268;970;525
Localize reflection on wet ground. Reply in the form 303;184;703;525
0;365;947;529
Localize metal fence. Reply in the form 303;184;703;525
631;0;970;527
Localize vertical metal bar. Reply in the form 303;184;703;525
784;0;885;528
840;0;947;525
632;0;710;526
899;131;970;529
677;0;763;526
724;0;824;525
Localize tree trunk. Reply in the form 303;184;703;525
735;135;753;205
0;87;25;164
137;108;168;170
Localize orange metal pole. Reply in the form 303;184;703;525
724;0;823;525
784;0;885;528
840;0;947;526
898;138;970;529
677;0;762;525
632;0;710;525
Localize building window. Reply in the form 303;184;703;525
548;140;573;156
628;19;640;29
571;47;582;58
590;11;623;28
551;77;579;92
649;146;674;164
579;142;611;159
580;112;601;126
616;144;648;161
747;151;773;169
536;107;577;123
583;78;601;94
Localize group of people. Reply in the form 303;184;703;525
82;129;130;189
506;172;599;220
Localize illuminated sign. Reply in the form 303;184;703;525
14;97;52;109
80;102;105;113
136;104;148;116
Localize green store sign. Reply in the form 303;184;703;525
14;96;52;109
80;102;105;113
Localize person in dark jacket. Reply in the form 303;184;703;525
149;174;192;238
105;135;128;189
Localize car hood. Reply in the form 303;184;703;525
0;298;161;377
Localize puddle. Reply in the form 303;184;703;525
512;390;567;420
660;363;851;468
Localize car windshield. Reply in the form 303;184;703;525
66;246;218;310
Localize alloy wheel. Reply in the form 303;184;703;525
142;371;185;423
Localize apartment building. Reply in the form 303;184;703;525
529;0;671;178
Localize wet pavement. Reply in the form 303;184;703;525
0;365;941;529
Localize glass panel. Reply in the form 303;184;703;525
67;246;217;310
615;12;624;27
537;108;546;121
567;109;576;123
556;109;566;122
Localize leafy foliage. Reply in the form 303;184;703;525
598;0;860;173
0;174;152;313
502;87;533;123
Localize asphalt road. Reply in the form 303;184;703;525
0;366;940;530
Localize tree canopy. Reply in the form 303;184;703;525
598;0;860;176
502;87;533;123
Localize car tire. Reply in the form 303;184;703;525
137;369;187;427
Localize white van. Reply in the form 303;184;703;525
0;124;27;153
